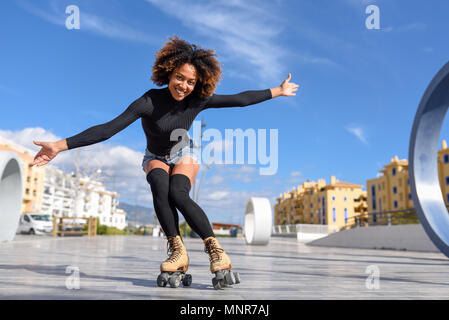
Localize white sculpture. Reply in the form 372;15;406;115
0;151;23;242
244;197;272;245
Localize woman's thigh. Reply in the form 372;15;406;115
144;159;172;176
170;156;199;187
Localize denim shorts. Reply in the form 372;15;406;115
141;139;199;172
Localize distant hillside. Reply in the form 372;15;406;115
118;202;156;225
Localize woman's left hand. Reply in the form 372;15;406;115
280;73;299;96
271;73;299;98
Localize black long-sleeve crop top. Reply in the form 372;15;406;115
65;87;272;156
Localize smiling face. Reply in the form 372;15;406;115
168;63;198;101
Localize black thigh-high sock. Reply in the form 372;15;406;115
146;168;180;237
168;174;215;240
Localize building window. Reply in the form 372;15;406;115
344;196;347;202
392;168;396;176
445;154;449;164
446;176;449;186
344;208;347;223
447;194;449;203
332;196;335;201
371;185;376;210
394;200;398;209
409;193;412;200
332;208;336;223
393;186;397;194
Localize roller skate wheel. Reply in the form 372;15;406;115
169;275;181;288
157;273;168;287
182;274;192;287
219;279;227;288
233;272;241;284
212;277;223;290
225;271;236;285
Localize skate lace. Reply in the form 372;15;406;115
204;239;224;263
166;237;183;263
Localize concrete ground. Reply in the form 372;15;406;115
0;234;449;300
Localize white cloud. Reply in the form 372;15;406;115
290;171;302;177
206;191;230;201
198;186;277;225
346;126;368;145
0;127;61;151
145;0;286;83
16;0;158;45
206;175;225;185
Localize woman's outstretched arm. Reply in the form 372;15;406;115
31;93;151;167
204;73;299;109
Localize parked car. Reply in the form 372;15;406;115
16;213;53;235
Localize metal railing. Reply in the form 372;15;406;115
341;208;421;231
273;206;449;235
272;223;331;235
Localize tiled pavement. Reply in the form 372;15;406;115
0;235;448;300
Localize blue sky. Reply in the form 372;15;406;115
1;0;449;225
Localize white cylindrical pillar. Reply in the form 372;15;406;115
0;151;23;242
244;197;272;245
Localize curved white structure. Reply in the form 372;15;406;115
244;197;272;245
409;60;449;258
0;151;22;242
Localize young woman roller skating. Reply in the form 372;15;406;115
31;36;299;289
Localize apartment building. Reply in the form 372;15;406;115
0;136;127;230
366;139;449;222
41;165;76;217
437;140;449;204
74;177;127;230
275;176;367;232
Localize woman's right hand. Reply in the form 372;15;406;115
30;139;67;167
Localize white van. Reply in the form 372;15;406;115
17;213;53;235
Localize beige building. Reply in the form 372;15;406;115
366;156;412;219
275;176;367;232
437;140;449;205
367;140;449;223
0;137;45;213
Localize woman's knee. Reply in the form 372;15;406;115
168;174;191;203
146;168;170;196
